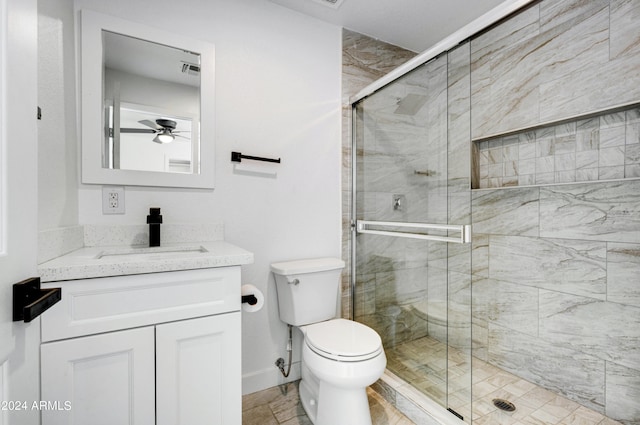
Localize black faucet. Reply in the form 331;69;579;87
147;207;163;247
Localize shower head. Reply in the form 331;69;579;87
394;93;428;116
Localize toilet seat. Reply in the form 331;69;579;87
304;319;382;362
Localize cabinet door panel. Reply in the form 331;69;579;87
41;327;155;425
156;313;241;425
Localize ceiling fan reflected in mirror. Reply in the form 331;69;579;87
120;119;190;144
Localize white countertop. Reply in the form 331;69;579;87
38;241;254;282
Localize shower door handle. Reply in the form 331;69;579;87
356;220;471;244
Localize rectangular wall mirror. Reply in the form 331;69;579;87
81;10;215;188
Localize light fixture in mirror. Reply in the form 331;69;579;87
112;103;198;174
81;10;215;188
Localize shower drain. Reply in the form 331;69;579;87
492;398;516;412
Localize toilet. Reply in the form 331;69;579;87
271;258;386;425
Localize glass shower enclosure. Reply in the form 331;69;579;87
351;49;473;423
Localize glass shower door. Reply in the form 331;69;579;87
352;52;472;423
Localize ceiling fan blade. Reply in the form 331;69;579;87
138;119;160;129
174;134;190;139
120;128;157;134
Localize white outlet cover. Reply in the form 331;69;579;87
102;186;125;214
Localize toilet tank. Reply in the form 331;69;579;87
271;257;345;326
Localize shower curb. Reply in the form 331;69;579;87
371;371;465;425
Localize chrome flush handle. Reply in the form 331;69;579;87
288;279;300;286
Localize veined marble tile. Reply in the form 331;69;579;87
354;273;376;317
472;15;545;136
448;43;471;184
471;278;504;322
605;362;640;425
538;0;609;81
471;187;539;236
471;4;540;70
472;233;489;278
472;320;488;362
356;234;407;275
448;239;471;276
536;1;610;122
471;33;542;138
426;263;447;303
478;278;539;336
576;150;598;169
395;391;442;425
342;29;417;88
626;144;640;164
539;0;608;30
488;324;605;413
610;0;640;60
576;167;599;182
607;243;640;308
539;180;640;243
576;118;600;151
599;146;625;168
625;164;640;178
375;267;428;307
539;46;640;124
489;235;607;299
601;112;626;129
362;153;423;194
539;290;640;371
599;165;625;180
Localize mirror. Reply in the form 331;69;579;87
81;10;215;188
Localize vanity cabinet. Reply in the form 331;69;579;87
40;267;242;425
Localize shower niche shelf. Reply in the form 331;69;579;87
471;103;640;190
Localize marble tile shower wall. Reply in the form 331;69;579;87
471;0;640;140
471;181;640;424
341;30;417;319
470;1;640;423
475;107;640;189
354;53;451;349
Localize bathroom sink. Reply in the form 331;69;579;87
96;245;209;261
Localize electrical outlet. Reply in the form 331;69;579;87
102;186;125;214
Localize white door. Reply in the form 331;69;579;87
0;0;40;424
40;327;156;425
156;313;242;425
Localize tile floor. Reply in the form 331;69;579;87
243;336;625;425
242;381;414;425
386;336;624;425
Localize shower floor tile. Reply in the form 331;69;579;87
243;339;625;425
385;336;624;425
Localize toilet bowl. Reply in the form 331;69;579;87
298;319;386;425
271;258;387;425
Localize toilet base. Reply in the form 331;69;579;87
299;377;318;423
299;361;375;425
317;381;372;425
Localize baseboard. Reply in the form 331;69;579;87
242;361;302;395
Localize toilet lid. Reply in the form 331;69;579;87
305;319;382;361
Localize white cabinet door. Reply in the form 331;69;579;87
156;313;241;425
41;327;155;425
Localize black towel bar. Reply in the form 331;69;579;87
231;151;281;164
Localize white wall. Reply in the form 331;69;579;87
64;0;342;393
38;0;79;230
